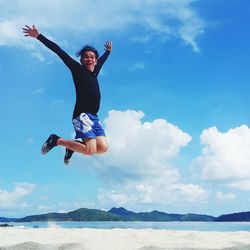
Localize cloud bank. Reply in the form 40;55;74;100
74;112;250;209
0;183;35;209
0;0;204;52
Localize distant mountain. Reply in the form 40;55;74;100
0;217;17;222
108;207;215;222
215;211;250;222
179;213;215;222
6;207;250;223
109;207;135;217
16;208;120;222
16;207;215;222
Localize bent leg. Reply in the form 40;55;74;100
57;138;87;154
64;140;85;165
64;136;108;164
83;136;108;155
83;138;97;155
96;136;108;154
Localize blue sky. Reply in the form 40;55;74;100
0;0;250;218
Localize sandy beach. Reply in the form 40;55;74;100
1;228;250;250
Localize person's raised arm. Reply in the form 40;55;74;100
95;41;112;75
22;25;77;70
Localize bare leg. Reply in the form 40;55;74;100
57;138;87;154
83;137;108;155
83;138;97;155
64;140;84;165
63;137;108;165
96;136;108;154
62;136;108;165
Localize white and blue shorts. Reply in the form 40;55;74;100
72;113;106;140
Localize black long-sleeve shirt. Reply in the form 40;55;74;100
37;34;110;118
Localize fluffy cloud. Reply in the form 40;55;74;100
98;182;207;208
100;110;192;181
228;180;250;191
37;201;96;214
0;0;204;52
0;183;35;209
196;125;250;180
216;192;235;201
0;19;29;47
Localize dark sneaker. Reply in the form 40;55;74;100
64;148;74;165
41;134;60;155
64;140;84;165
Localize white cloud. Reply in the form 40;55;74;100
38;201;96;213
177;6;204;53
34;88;44;94
31;52;45;62
98;182;207;208
0;183;35;209
228;180;250;191
130;34;153;44
216;192;235;201
0;19;35;49
195;125;250;180
51;98;64;105
128;63;145;71
0;19;22;46
0;0;205;52
38;205;54;211
100;110;192;181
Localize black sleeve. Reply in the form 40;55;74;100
37;34;79;70
95;50;110;75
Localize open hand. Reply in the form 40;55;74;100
22;25;39;38
104;41;112;52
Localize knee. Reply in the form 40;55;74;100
97;144;108;154
84;147;97;156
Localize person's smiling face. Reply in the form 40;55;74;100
81;51;97;72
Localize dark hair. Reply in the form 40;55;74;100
76;45;99;59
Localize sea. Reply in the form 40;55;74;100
8;221;250;231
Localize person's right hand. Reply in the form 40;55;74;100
22;25;39;38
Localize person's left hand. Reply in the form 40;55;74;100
104;41;112;52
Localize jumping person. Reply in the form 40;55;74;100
23;25;112;164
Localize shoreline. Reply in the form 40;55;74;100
1;228;250;250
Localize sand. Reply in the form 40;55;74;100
1;228;250;250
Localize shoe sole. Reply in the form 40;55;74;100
41;134;58;155
64;149;72;165
41;142;49;155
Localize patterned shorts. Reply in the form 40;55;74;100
72;113;106;139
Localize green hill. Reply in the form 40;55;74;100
6;207;250;222
16;208;120;222
16;207;216;222
215;211;250;222
108;207;215;221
